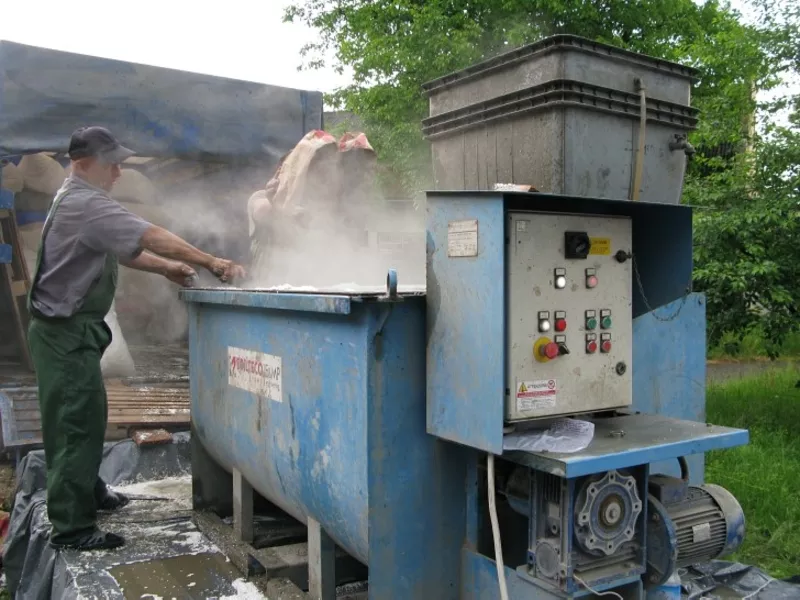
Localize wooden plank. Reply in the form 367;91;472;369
0;209;32;370
9;280;28;296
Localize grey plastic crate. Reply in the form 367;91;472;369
424;35;697;117
423;80;699;204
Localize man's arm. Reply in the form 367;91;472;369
121;250;199;286
120;251;172;275
139;225;244;282
81;196;244;283
139;226;214;271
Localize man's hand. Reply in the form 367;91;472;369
163;262;199;287
208;257;246;283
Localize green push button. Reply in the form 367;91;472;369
601;315;612;329
586;317;597;330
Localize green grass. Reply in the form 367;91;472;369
705;367;800;578
708;329;800;360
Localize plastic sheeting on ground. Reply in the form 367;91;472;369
679;561;800;599
3;433;191;599
4;433;799;598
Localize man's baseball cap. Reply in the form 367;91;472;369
68;126;135;164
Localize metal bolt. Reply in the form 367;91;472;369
650;574;660;583
652;513;661;523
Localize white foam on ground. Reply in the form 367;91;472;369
219;578;268;599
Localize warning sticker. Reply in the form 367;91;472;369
228;347;282;402
589;237;612;255
447;219;479;257
516;379;557;412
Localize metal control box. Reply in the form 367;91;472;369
505;212;633;421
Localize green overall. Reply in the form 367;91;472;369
27;189;118;545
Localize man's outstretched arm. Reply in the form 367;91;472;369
140;225;244;282
120;251;198;287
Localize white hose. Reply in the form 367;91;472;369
487;453;510;600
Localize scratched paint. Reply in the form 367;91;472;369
186;292;464;599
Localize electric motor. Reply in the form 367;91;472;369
646;478;745;587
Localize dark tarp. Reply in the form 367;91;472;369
3;433;193;600
0;40;323;162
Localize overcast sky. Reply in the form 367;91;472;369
1;0;796;105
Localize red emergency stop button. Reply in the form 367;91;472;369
601;340;612;353
555;318;567;332
586;340;598;354
540;342;560;360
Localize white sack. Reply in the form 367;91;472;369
1;162;25;193
19;153;67;195
100;301;137;378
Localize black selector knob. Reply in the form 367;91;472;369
565;231;591;259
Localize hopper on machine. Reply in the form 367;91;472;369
422;35;700;204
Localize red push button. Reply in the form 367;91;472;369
586;341;598;354
555;318;567;332
540;342;560;360
586;275;598;289
601;340;612;353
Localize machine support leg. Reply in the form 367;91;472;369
233;468;254;543
307;516;336;600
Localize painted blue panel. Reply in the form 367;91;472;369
181;289;352;315
186;295;469;599
460;549;644;599
366;301;466;599
15;211;47;226
187;300;372;561
0;40;323;160
0;243;11;264
426;192;506;453
633;293;708;483
0;189;13;209
503;414;748;479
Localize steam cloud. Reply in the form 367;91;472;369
119;148;426;345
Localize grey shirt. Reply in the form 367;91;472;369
30;174;151;318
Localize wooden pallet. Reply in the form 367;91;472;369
0;204;33;370
0;378;190;455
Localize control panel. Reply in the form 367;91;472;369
505;212;633;421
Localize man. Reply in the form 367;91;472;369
27;126;245;551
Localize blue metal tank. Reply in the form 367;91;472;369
181;287;465;599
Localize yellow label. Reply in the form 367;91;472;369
589;237;611;256
518;383;527;393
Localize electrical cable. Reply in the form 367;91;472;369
573;574;624;600
487;453;509;600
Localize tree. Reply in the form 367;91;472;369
286;0;800;352
285;0;796;190
688;101;800;355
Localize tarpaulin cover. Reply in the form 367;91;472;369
3;433;191;599
0;41;323;161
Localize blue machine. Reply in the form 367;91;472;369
183;36;748;600
183;192;748;600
